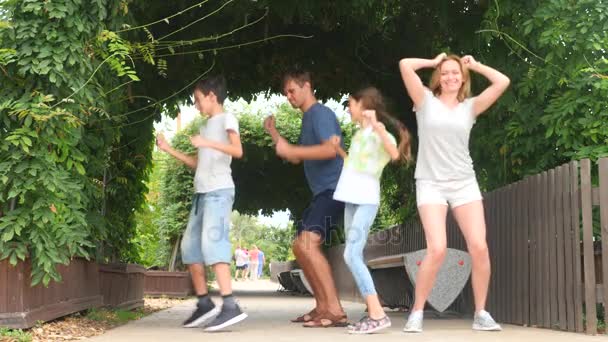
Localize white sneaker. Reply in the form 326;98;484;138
472;310;502;331
403;310;423;333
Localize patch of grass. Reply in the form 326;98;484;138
0;328;32;342
85;308;146;325
582;303;607;333
597;304;606;334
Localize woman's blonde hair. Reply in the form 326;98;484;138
350;87;412;163
429;55;471;102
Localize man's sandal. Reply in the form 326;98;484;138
302;312;348;328
290;308;318;323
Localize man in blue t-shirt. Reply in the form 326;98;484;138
264;69;346;327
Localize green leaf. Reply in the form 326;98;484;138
75;163;86;175
9;252;17;266
127;73;140;81
38;47;52;58
31;271;43;286
22;136;32;147
16;248;26;260
43;274;51;287
2;229;14;242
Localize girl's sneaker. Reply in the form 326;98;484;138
402;310;423;333
472;310;502;331
347;316;391;334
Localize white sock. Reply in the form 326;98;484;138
409;310;423;318
475;310;488;316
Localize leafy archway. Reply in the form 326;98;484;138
1;0;606;283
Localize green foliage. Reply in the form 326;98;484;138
472;0;608;190
1;0;112;285
98;30;140;81
233;104;309;216
0;328;32;342
130;151;163;267
598;303;606;333
3;0;606;285
154;118;200;269
86;307;146;325
0;0;155;284
131;203;162;267
127;0;605;199
374;162;416;232
122;0;485;237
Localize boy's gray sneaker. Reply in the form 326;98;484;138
472;310;502;331
204;304;248;332
182;301;219;328
403;310;423;333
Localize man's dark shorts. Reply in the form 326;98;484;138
296;189;344;243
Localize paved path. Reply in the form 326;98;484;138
86;279;605;341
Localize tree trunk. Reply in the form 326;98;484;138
168;235;181;272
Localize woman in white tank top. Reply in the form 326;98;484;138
399;53;510;333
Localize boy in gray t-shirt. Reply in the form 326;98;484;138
156;76;247;332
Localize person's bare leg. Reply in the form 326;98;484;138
411;204;449;311
299;231;344;317
365;295;385;319
293;236;324;314
189;264;208;295
452;200;490;312
212;263;233;296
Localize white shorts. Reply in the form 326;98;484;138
416;177;482;208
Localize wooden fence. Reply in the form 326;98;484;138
99;263;146;310
144;271;193;297
485;158;606;334
0;258;102;329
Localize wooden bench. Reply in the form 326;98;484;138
290;269;314;295
277;269;314;295
366;248;472;312
366;253;414;310
277;271;297;292
367;253;409;270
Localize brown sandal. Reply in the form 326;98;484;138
302;312;348;328
290;308;318;323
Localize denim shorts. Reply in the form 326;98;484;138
296;189;344;243
181;188;235;266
